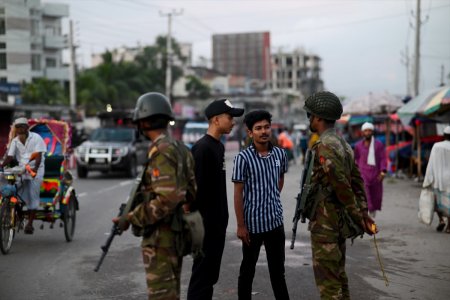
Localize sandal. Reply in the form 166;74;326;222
436;221;445;232
445;225;450;234
24;225;34;235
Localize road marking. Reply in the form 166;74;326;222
77;180;132;198
120;180;132;186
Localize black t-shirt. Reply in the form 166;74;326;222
191;134;228;233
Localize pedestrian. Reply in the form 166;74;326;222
232;110;290;300
114;92;196;300
278;127;295;165
187;99;244;300
354;122;387;218
1;117;46;234
423;125;450;233
303;91;376;299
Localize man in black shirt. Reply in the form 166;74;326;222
187;99;244;300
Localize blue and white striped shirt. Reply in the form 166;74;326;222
232;144;288;233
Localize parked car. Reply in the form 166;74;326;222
182;121;209;148
74;127;149;178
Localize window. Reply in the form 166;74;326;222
0;42;5;49
45;26;55;36
286;57;292;66
30;9;40;16
0;18;5;35
46;58;56;68
31;54;41;71
0;53;6;70
31;20;40;36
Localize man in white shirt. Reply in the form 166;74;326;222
1;117;46;234
423;125;450;233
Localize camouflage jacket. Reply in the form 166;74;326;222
129;133;196;248
307;128;368;241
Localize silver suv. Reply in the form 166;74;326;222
74;127;148;178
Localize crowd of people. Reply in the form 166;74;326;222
109;90;380;300
3;90;448;300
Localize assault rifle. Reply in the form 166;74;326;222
94;169;144;272
94;203;126;272
290;149;315;249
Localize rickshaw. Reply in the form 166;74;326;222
0;119;79;254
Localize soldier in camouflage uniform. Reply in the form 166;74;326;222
118;92;196;300
303;91;377;300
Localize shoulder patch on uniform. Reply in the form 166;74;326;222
152;168;160;177
319;156;326;164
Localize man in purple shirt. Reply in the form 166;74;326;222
354;122;387;218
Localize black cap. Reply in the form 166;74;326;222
204;99;244;119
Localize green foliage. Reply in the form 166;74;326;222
21;78;68;105
19;36;209;116
76;35;186;115
186;75;210;99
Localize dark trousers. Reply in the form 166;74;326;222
238;225;290;300
187;230;226;300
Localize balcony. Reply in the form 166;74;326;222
43;4;69;18
44;35;66;49
45;67;69;81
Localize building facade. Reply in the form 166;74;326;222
212;31;271;82
271;49;324;98
0;0;68;102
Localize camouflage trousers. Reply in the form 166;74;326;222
311;236;350;300
142;246;182;300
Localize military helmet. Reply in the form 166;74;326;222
133;92;174;122
303;91;343;121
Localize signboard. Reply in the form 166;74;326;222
0;82;21;94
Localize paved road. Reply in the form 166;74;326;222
0;149;449;299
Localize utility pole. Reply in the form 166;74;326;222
412;0;428;97
400;46;410;95
69;20;76;111
160;9;183;103
440;64;445;87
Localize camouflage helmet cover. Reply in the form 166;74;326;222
303;91;343;121
133;92;174;122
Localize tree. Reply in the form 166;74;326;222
21;78;68;105
186;75;210;99
76;35;187;115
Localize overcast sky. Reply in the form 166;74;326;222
47;0;450;99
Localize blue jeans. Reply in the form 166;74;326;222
238;225;290;300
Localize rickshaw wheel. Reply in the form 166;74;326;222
63;194;76;242
0;201;15;254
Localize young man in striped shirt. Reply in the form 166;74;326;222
232;110;290;300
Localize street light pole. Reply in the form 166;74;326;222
160;9;183;103
69;19;76;111
413;0;420;97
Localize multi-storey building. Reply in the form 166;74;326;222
0;0;68;102
271;49;324;97
212;32;271;82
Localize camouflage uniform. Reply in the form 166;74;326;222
129;133;196;300
307;128;368;300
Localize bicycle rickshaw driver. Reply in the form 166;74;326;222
0;117;47;234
